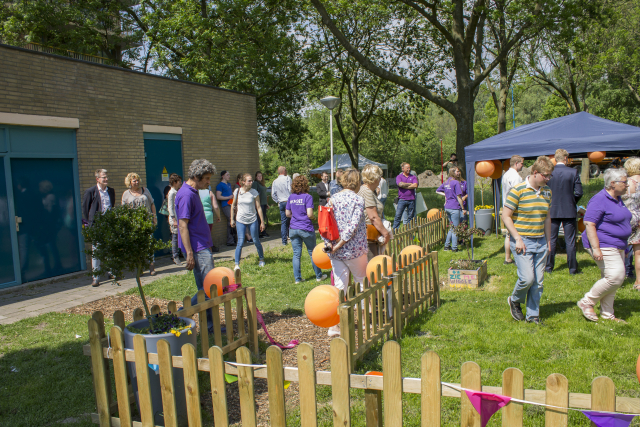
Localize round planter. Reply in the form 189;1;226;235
474;210;494;236
124;317;197;427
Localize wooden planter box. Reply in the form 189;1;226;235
448;260;487;289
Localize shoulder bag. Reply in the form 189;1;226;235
318;202;340;241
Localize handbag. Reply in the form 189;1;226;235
318;204;340;241
159;197;169;216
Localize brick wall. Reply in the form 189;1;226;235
0;45;259;247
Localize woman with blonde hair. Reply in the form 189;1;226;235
358;164;391;259
624;157;640;289
436;166;466;251
322;168;368;337
122;172;158;275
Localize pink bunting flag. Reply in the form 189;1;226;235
464;390;511;427
582;411;636;427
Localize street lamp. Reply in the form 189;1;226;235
320;96;341;180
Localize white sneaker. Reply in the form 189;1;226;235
316;274;328;282
328;325;340;337
295;279;305;284
258;260;265;268
234;265;240;271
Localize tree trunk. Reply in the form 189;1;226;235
455;90;476;175
497;61;509;133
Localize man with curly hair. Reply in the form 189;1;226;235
175;159;217;331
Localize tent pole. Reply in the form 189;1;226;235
330;111;334;181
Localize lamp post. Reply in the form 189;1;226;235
320;96;341;180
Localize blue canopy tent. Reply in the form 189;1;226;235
464;112;640;257
309;153;387;174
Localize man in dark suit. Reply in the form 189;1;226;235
546;149;583;274
317;171;330;206
82;169;116;286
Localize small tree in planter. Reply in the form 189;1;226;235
447;222;488;288
83;204;197;426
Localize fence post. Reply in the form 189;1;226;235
331;338;351;427
237;346;258;426
392;272;402;340
110;326;132;426
208;346;229;427
383;341;402;426
246;287;259;356
545;374;568;427
298;343;318;427
133;334;154;425
91;311;113;408
266;347;286;427
133;307;144;322
365;388;383;427
422;351;441;427
182;343;203;427
197;289;209;357
88;318;110;427
157;339;178;427
590;376;615;427
502;368;524;427
461;361;481;427
339;304;354;372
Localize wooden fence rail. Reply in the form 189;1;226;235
387;211;447;257
339;248;440;371
87;333;640;427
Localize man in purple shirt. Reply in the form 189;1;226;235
176;159;217;332
393;162;419;229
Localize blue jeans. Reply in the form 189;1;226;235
235;220;264;264
279;202;291;244
393;199;416;229
445;209;463;249
171;233;180;259
290;228;323;282
510;236;548;320
190;248;214;331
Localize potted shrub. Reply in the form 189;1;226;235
83;204;197;427
447;222;487;288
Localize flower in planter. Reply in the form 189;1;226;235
449;222;485;270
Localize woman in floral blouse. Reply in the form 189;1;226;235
322;168;367;337
624;157;640;289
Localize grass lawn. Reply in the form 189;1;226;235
4;177;634;427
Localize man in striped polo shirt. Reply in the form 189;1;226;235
502;156;555;324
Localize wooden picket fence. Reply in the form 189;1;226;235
87;333;640;427
387;210;447;256
339;248;440;371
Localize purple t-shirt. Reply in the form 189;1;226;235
175;184;213;254
437;179;463;210
461;181;468;209
582;189;632;250
286;193;315;233
396;173;418;200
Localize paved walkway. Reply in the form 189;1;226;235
0;233;286;325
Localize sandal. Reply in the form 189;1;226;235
633;284;640;291
577;300;598;322
607;317;628;324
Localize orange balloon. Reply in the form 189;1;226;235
490;160;503;179
305;285;340;328
367;224;381;241
427;208;440;220
366;255;393;286
502;160;510;172
475;161;495;178
588;151;606;163
312;244;332;270
400;245;424;274
365;371;383;376
636;354;640;384
203;267;235;298
578;218;585;233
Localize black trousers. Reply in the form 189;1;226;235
546;218;578;273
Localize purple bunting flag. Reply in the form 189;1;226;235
464;390;512;427
582;411;636;427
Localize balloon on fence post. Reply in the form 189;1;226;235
305;285;340;327
204;267;235;298
312;244;332;270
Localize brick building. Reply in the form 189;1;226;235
0;44;259;289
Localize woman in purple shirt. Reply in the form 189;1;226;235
577;168;631;323
286;176;328;284
436;166;467;251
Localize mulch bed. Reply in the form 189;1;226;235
64;295;332;426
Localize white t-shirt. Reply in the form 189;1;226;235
234;188;259;224
502;168;523;205
377;177;389;199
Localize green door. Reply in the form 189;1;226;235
144;136;183;255
0;159;16;285
12;158;82;282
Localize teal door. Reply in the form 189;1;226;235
0;159;16;285
12;158;82;283
144;136;183;254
